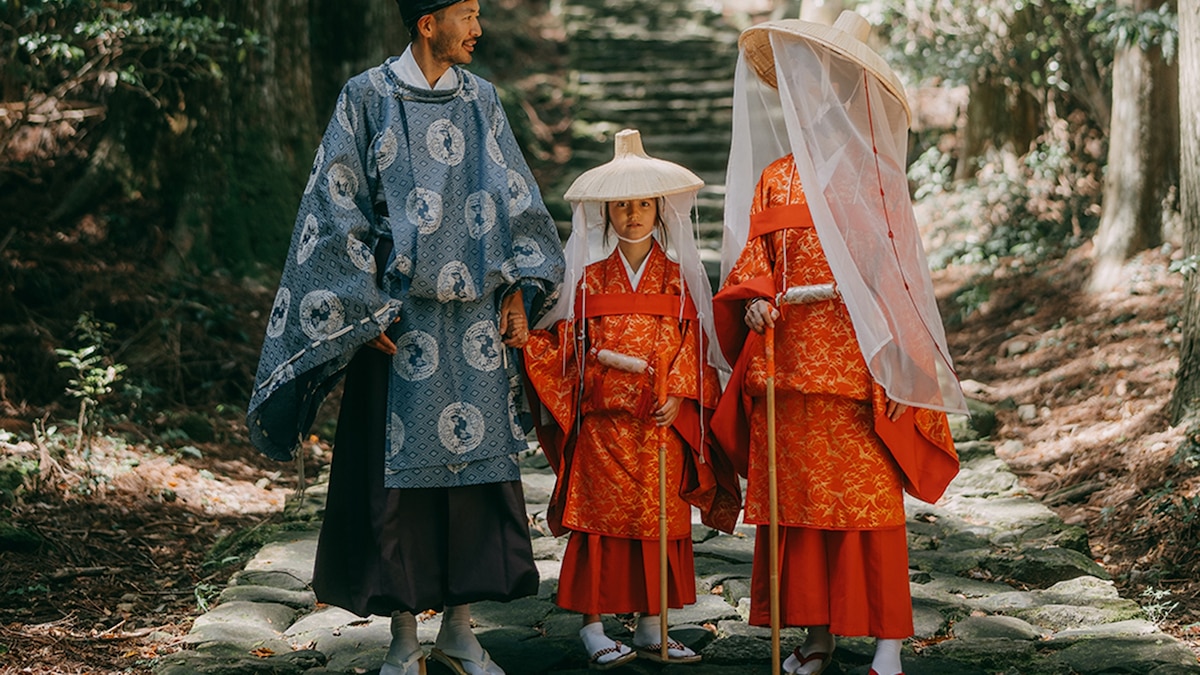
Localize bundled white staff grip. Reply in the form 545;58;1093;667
592;348;649;373
778;283;837;306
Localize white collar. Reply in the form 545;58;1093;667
618;247;650;291
391;45;458;91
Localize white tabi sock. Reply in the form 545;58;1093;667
870;638;903;675
435;604;505;675
633;616;696;658
782;626;834;675
381;611;422;675
579;621;633;665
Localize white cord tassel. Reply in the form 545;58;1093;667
593;348;648;373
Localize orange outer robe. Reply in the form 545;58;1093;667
524;243;739;614
711;154;958;637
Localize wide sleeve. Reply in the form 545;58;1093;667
486;86;565;324
246;77;403;461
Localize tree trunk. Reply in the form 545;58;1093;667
1088;0;1180;292
954;4;1043;182
164;0;320;275
309;0;407;128
1170;1;1200;425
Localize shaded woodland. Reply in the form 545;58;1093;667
2;0;1199;671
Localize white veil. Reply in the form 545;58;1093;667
722;29;966;413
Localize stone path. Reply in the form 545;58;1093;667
154;419;1200;675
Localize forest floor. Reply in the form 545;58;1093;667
2;240;1200;673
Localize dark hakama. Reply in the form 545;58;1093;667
312;346;539;617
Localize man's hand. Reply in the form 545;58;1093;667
744;297;779;334
885;398;909;422
366;332;397;355
366;316;402;355
654;395;682;427
499;289;529;348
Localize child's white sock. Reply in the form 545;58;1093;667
579;621;633;665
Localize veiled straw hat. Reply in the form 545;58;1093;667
739;10;911;123
563;129;704;202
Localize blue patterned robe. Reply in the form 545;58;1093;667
248;59;564;489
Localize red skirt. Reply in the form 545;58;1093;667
556;531;696;615
749;525;913;638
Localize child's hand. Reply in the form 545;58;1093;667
654;395;682;427
500;289;529;348
885;398;909;421
744;297;778;334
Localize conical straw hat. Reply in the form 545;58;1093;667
739;10;911;123
563;128;704;202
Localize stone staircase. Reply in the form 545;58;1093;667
553;0;741;237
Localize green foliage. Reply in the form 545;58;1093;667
1139;586;1179;625
53;313;127;463
1096;2;1178;60
1;0;258;115
1169;254;1200;278
54;313;126;407
923;136;1100;268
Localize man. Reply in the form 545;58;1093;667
712;11;966;675
246;2;564;674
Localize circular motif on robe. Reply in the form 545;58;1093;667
437;261;478;302
266;287;291;339
347;234;375;274
336;95;357;134
297;214;320;265
305;145;325;195
263;363;295;396
506;169;532;217
462;320;502;372
485;131;505;168
464;191;497;239
326;163;359;210
393;254;413;277
393;331;439;381
376;128;399;172
385;413;405;475
500;257;519;283
512;236;546;269
299;290;345;340
426;119;465;166
438;402;485;454
406;187;443;234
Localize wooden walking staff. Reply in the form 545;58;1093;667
656;350;671;662
765;322;781;675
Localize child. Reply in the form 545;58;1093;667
523;129;739;669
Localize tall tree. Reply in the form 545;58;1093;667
1169;1;1200;425
1089;0;1179;292
165;0;322;275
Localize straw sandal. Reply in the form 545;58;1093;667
587;642;637;671
428;647;496;675
633;638;702;664
379;648;427;675
785;646;832;675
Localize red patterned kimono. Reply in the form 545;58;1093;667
524;242;735;614
713;155;957;638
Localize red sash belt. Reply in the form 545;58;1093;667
748;203;815;239
576;292;698;321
